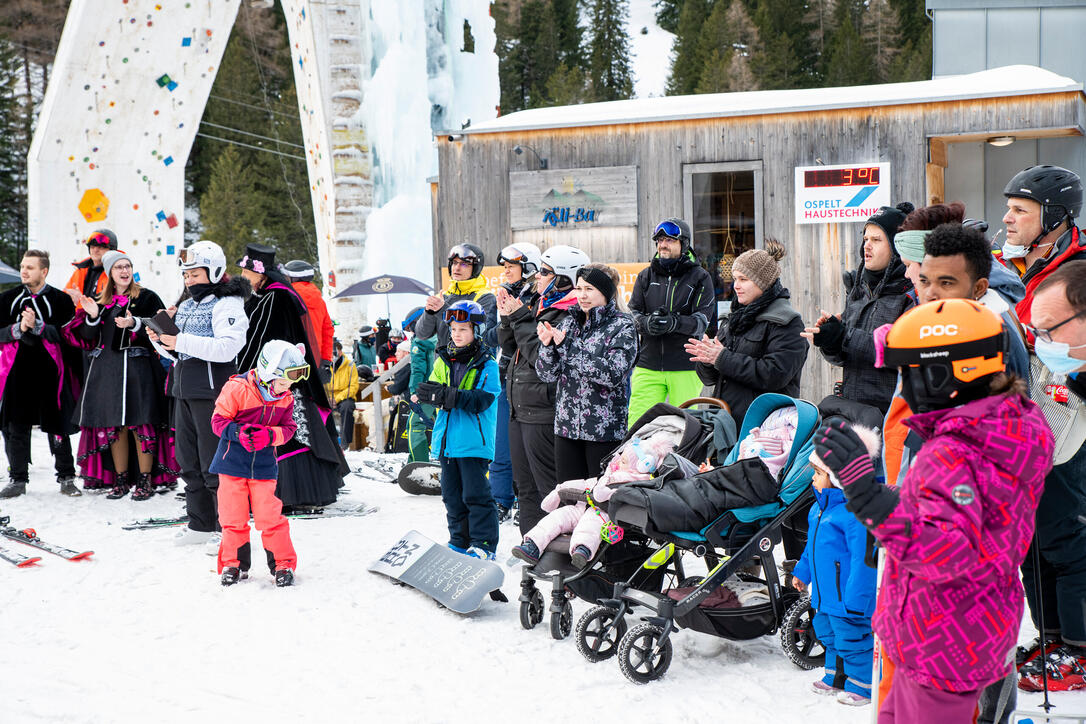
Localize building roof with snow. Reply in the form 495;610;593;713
459;65;1082;134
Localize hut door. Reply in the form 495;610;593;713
682;161;764;302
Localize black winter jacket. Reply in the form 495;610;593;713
696;294;807;425
497;293;573;425
608;457;779;532
820;258;913;413
629;254;716;371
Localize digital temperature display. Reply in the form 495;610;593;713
804;167;880;188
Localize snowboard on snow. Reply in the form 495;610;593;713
369;529;504;614
397;462;441;496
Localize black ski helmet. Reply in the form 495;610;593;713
447;243;484;278
652;218;692;254
1003;165;1082;237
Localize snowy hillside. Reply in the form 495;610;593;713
1;438;1074;722
628;0;675;98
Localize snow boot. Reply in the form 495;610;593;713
510;539;541;564
130;473;155;502
0;480;26;499
836;692;870;706
275;568;295;587
466;545;495;561
496;502;513;523
569;544;593;570
221;567;247;586
105;472;130;500
811;681;841;696
58;477;82;497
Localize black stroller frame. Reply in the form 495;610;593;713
517;400;734;641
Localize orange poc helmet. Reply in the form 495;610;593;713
882;299;1007;413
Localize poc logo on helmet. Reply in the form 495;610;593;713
919;323;959;339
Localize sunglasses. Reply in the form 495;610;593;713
653;221;682;240
281;364;310;382
537;268;555;278
1025;309;1086;344
444;308;481;324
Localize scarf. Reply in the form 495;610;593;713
726;280;787;337
446;275;489;297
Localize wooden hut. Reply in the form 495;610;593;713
432;65;1085;402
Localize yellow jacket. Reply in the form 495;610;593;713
331;355;360;403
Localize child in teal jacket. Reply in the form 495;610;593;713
412;301;500;559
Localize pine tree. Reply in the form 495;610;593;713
863;0;901;82
653;0;684;34
493;1;523;114
553;0;584;67
695;1;732;93
0;36;26;263
824;0;876;86
665;0;711;95
890;0;928;50
586;0;634;102
888;32;931;82
728;47;758;91
517;0;560;108
545;62;591;105
200;146;267;266
753;0;818;86
725;0;761;90
696;48;732;93
805;0;836;65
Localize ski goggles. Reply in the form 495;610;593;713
444;308;483;324
86;232;113;248
177;248;201;266
652;220;682;240
280;363;310;382
448;244;479;262
497;245;526;265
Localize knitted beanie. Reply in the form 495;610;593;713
892;229;929;264
102;250;129;277
865;203;915;244
730;239;787;291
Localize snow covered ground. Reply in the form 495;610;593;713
1;436;1080;723
628;0;674;98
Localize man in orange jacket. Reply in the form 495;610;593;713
284;260;334;382
65;229;119;298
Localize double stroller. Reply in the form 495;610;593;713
516;399;737;640
573;393;824;683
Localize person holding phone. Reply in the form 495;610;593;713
64;251;176;500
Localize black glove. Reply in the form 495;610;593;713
814;421;898;528
440;386;460;410
812;315;845;354
646;309;679;336
318;360;333;384
414;381;443;406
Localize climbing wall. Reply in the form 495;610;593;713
280;0;371;329
27;0;241;302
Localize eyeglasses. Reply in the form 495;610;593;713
1025;309;1086;344
281;364;310;382
652;221;682;241
112;263;133;272
444;308;481;324
450;259;474;268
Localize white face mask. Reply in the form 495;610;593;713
1001;242;1029;259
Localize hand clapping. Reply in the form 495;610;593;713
536;321;565;346
684;334;723;366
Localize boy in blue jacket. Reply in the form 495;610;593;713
412;300;501;559
791;423;880;707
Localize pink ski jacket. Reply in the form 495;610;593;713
871;391;1053;693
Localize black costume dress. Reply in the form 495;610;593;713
63;291;179;490
238;277;346;507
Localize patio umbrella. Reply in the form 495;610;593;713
333;274;434;319
0;259;19;284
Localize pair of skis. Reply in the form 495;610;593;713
122;503;379;530
0;517;94;567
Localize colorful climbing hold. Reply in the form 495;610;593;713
156;74;171;88
163;156;174;166
78;189;110;223
182;37;192;47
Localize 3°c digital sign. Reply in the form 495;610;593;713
794;162;891;225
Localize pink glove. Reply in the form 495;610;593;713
872;323;893;368
240;424;273;452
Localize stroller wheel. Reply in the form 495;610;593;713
618;623;673;684
780;593;826;670
575;606;628;663
519;588;545;630
550;599;573;640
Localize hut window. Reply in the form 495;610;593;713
683;162;762;301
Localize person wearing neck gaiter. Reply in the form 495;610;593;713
535;263;640;485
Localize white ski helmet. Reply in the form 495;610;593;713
178;240;227;283
497;242;542;277
540;245;590;287
256;340;310;383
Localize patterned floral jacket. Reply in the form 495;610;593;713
536;300;639;442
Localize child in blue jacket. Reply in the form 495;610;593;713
791;423;880;707
412;300;501;559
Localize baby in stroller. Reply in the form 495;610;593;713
511;415;686;569
610;403;801;535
